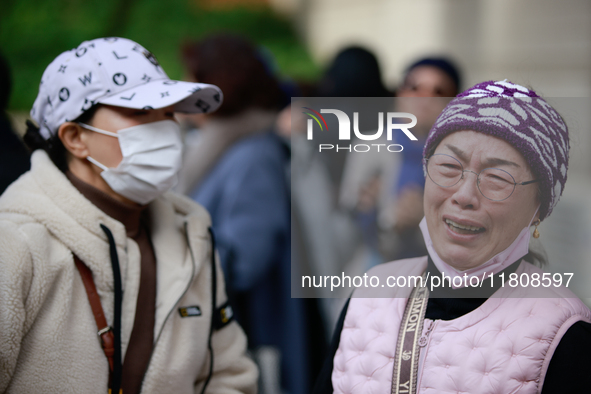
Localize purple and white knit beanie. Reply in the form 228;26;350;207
423;80;569;220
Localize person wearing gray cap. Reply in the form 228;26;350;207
0;37;257;394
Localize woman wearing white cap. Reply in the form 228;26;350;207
0;37;257;394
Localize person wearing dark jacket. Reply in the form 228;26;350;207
0;51;30;194
179;34;323;394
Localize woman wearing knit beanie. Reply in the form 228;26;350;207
314;80;591;394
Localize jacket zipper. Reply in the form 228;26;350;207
138;221;197;389
418;319;434;348
416;319;436;389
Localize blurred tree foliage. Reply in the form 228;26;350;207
0;0;320;110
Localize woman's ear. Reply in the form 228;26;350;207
58;122;89;159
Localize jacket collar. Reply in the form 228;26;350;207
66;170;145;238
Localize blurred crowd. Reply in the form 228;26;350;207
0;36;462;394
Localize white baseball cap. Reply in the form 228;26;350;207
31;37;223;139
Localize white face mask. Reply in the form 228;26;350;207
80;120;183;205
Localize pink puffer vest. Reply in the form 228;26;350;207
332;257;591;394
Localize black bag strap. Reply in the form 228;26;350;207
100;224;123;394
73;227;123;394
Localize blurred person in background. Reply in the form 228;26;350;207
0;51;30;195
397;57;460;98
286;46;393;339
383;57;461;259
179;34;320;394
315;46;392;99
339;57;461;267
314;46;393;194
318;80;591;394
0;37;257;394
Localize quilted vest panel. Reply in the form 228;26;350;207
332;258;591;394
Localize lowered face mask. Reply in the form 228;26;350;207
80;120;183;205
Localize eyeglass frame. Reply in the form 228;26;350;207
425;153;539;202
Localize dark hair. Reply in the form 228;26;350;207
315;46;392;97
404;57;462;95
23;104;100;172
0;51;11;112
181;34;286;117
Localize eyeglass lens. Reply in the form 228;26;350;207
427;154;516;201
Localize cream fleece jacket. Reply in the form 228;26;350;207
0;150;257;393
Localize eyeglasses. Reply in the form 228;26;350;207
426;153;539;201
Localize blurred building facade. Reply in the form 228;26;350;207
272;0;591;172
274;0;590;96
270;0;591;305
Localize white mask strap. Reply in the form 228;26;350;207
78;123;119;138
86;156;109;171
